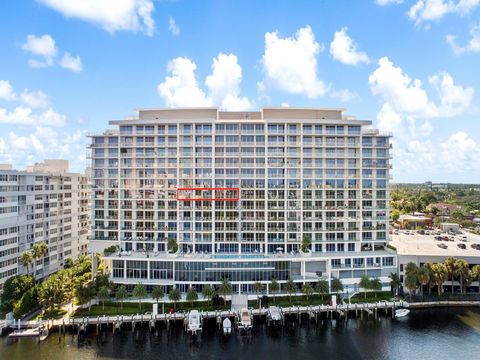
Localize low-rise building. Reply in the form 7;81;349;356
398;214;432;229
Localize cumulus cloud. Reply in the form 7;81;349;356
370;57;478;181
168;16;180;36
60;52;83;72
446;24;480;54
22;34;57;67
0;80;17;101
38;0;155;36
0;107;65;127
408;0;480;25
157;53;254;111
22;34;82;72
260;26;328;98
329;27;369;65
20;90;49;109
368;57;473;118
330;89;360;102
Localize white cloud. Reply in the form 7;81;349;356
330;89;360;102
368;57;473;118
371;57;478;181
157;53;254;111
60;52;83;72
446;24;480;54
260;26;328;98
408;0;480;24
20;90;49;109
0;80;17;101
375;0;404;5
22;34;57;67
38;0;155;36
329;27;369;65
0;106;66;127
168;16;180;36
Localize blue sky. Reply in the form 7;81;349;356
0;0;479;183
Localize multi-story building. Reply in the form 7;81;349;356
0;160;90;291
89;108;396;294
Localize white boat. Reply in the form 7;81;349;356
267;306;282;324
187;310;202;335
395;308;410;318
223;317;232;335
239;308;252;332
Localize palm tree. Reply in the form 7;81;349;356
331;277;344;297
132;283;147;311
186;286;198;308
169;287;181;310
431;263;448;297
285;279;297;303
97;286;110;311
388;273;401;296
371;278;382;298
152;286;164;306
202;284;215;305
315;280;329;302
359;275;371;299
302;283;314;303
472;265;480;293
32;242;48;279
218;278;232;305
424;263;435;296
19;251;34;275
75;283;95;311
253;281;264;307
269;278;279;303
445;257;457;293
404;262;419;296
417;265;430;297
115;285;128;310
455;259;470;294
167;237;178;253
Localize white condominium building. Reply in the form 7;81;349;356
90;108;396;294
0;160;90;291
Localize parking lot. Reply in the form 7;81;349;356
390;229;480;257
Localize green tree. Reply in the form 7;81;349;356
97;286;110;311
285;279;297;303
391;209;400;222
302;283;314;303
331;277;344;295
445;257;457;293
301;234;312;252
359;275;371;299
94;274;112;291
455;259;470;294
202;284;215;305
404;262;419;296
132;283;147;311
39;276;66;312
0;275;35;313
218;278;232;305
371;278;382;297
315;280;329;302
75;283;95;310
253;281;264;307
472;265;480;293
32;242;48;279
431;263;448;297
167;237;178;253
115;285;128;310
388;273;401;296
19;251;34;275
151;286;164;305
186;286;198;308
169;287;181;310
269;278;279;304
417;265;430;297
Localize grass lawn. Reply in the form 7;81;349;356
350;291;393;303
74;300;231;317
34;308;67;320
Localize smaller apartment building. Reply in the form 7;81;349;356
0;160;90;291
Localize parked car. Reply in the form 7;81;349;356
437;243;448;249
457;243;466;249
471;243;480;250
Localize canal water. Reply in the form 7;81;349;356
1;308;480;360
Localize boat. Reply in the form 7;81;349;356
187;310;202;335
238;308;252;332
267;306;282;325
222;317;232;335
395;308;410;318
